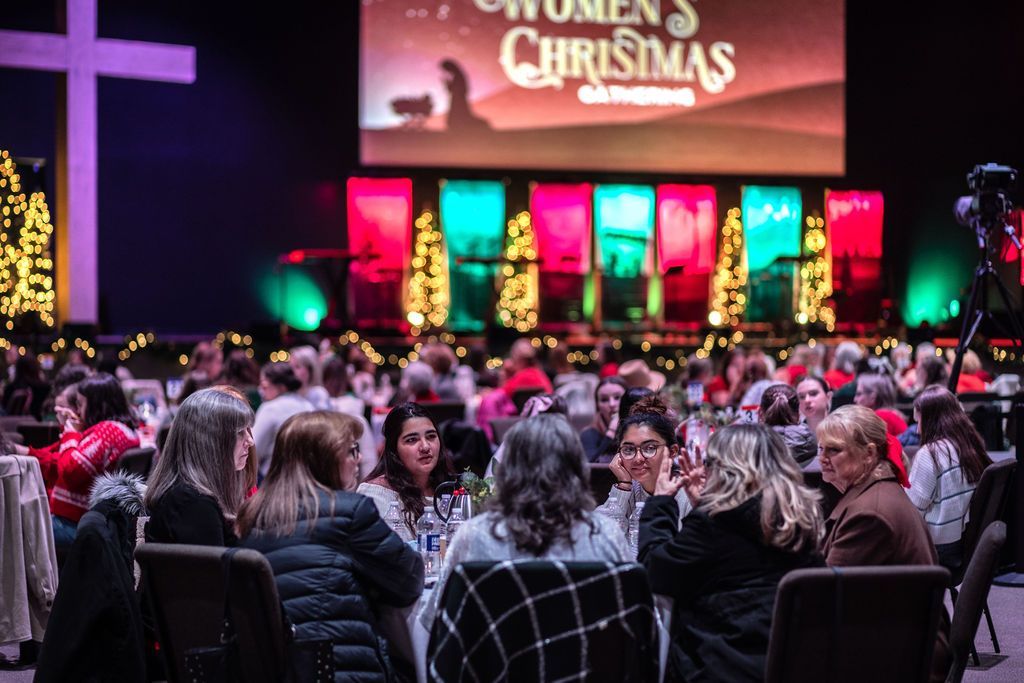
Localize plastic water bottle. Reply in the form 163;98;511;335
384;502;404;537
628;502;645;558
417;509;442;581
445;507;465;545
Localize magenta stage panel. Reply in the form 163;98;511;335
658;184;717;324
346;177;413;329
826;189;884;322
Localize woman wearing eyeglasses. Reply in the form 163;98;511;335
594;396;693;523
145;386;256;547
240;410;423;683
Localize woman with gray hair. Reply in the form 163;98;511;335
824;340;863;391
420;414;628;628
854;372;908;436
639;423;824;682
145;386;256;546
394;360;440;404
289;345;330;410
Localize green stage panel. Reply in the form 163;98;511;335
742;186;802;321
440;180;506;331
594;185;655;324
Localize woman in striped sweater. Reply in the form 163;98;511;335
906;385;992;571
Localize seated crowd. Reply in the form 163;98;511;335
1;334;1013;682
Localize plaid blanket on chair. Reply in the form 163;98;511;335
427;561;659;683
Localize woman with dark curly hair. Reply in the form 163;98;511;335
419;414;628;628
357;402;451;541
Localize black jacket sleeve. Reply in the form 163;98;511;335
639;495;714;604
344;495;425;608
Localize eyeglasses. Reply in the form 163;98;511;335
618;442;666;460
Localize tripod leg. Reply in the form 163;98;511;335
949;265;986;392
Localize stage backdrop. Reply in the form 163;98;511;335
360;0;845;175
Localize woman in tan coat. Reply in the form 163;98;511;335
816;404;950;680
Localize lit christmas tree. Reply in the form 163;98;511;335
0;150;55;331
708;207;747;328
406;209;448;335
497;211;539;333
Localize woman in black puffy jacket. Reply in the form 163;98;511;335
239;411;424;682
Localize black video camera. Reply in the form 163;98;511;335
955;162;1018;233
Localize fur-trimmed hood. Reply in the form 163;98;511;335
89;471;147;517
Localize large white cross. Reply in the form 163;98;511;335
0;0;195;325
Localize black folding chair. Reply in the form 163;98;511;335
135;544;288;683
116;446;157;479
766;565;949;683
947;522;1007;683
948;459;1015;661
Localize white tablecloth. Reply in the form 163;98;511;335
378;589;432;683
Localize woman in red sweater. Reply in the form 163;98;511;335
19;373;139;548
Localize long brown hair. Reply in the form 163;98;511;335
760;384;800;426
145;386;254;523
238;411;361;537
914;385;991;483
366;403;450;533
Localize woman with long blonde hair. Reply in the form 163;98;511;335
639;423;823;682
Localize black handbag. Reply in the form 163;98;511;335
184;548;242;682
183;547;335;683
285;626;335;683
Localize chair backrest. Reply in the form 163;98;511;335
959;460;1015;577
135;543;287;683
4;387;33;416
420;400;466;426
947;522;1007;683
968;403;1005;451
765;565;949;683
489;416;521;445
440;419;492;478
587;463;618;505
512;387;544;412
0;414;38;434
116;446;157;479
428;560;658;683
16;421;60;449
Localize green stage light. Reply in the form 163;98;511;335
260;268;327;332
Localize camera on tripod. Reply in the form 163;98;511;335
954;162;1020;248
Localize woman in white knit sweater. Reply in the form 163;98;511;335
906;385;991;570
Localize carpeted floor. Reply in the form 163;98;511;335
3;584;1023;682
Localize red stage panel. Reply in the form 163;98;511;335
531;183;593;326
658;185;717;323
826;190;884;322
346;177;412;329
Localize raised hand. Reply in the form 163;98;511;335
605;412;620;438
677;445;707;507
609;453;631;485
654;449;685;497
